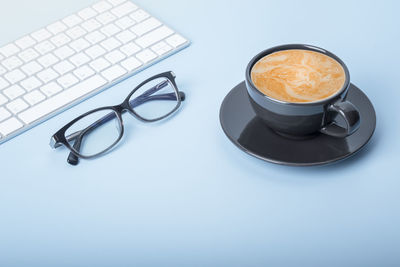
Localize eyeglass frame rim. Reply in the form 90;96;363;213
50;71;182;159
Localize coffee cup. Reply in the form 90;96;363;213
245;44;360;138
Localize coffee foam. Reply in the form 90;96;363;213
251;49;346;103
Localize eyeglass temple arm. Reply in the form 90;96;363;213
66;84;184;165
129;91;185;110
67;134;83;165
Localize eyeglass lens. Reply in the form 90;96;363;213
64;109;122;157
129;77;179;120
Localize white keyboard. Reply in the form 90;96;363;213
0;0;189;144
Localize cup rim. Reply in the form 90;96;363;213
245;44;351;106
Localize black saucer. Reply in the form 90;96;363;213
219;82;376;166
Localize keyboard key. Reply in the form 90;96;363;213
115;16;136;30
63;14;82;27
0;43;20;57
107;0;126;6
0;93;8;105
130;18;161;36
19;75;107;124
0;117;23;136
31;29;52;42
100;37;121;51
81;19;102;32
0;65;6;75
116;30;136;44
18;48;40;63
35;41;56;55
21;61;43;76
2;56;23;70
15;36;36;50
119;43;140;56
130;9;149;22
4;69;26;83
3;85;25;100
54;46;75;60
151;41;172;56
111;2;137;18
96;12;116;25
101;24;121;37
47;21;68;35
85;45;107;59
78;7;98;20
90;57;111;72
101;65;126;81
40;82;63;97
37;68;59;83
20;77;43;92
104;50;125;64
74;65;95;80
51;33;71;47
0;107;11;122
24;90;46;105
53;61;75;75
38;53;59;68
85;31;106;44
58;73;79;88
121;57;142;72
166;34;187;48
66;26;87;39
69;53;90;67
135;49;157;63
135;26;173;48
7;98;29;114
69;38;91;52
92;1;112;13
0;77;10;90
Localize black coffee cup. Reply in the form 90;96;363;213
245;44;360;138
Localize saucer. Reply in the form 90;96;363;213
219;82;376;166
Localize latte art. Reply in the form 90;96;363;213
251;49;346;103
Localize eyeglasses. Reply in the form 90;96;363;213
50;71;185;166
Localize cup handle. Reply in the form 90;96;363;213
319;101;361;138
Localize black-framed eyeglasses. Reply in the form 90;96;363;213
50;71;185;166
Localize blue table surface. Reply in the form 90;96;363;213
1;0;399;266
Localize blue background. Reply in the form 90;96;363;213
0;0;399;266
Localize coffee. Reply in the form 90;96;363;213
251;49;346;103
